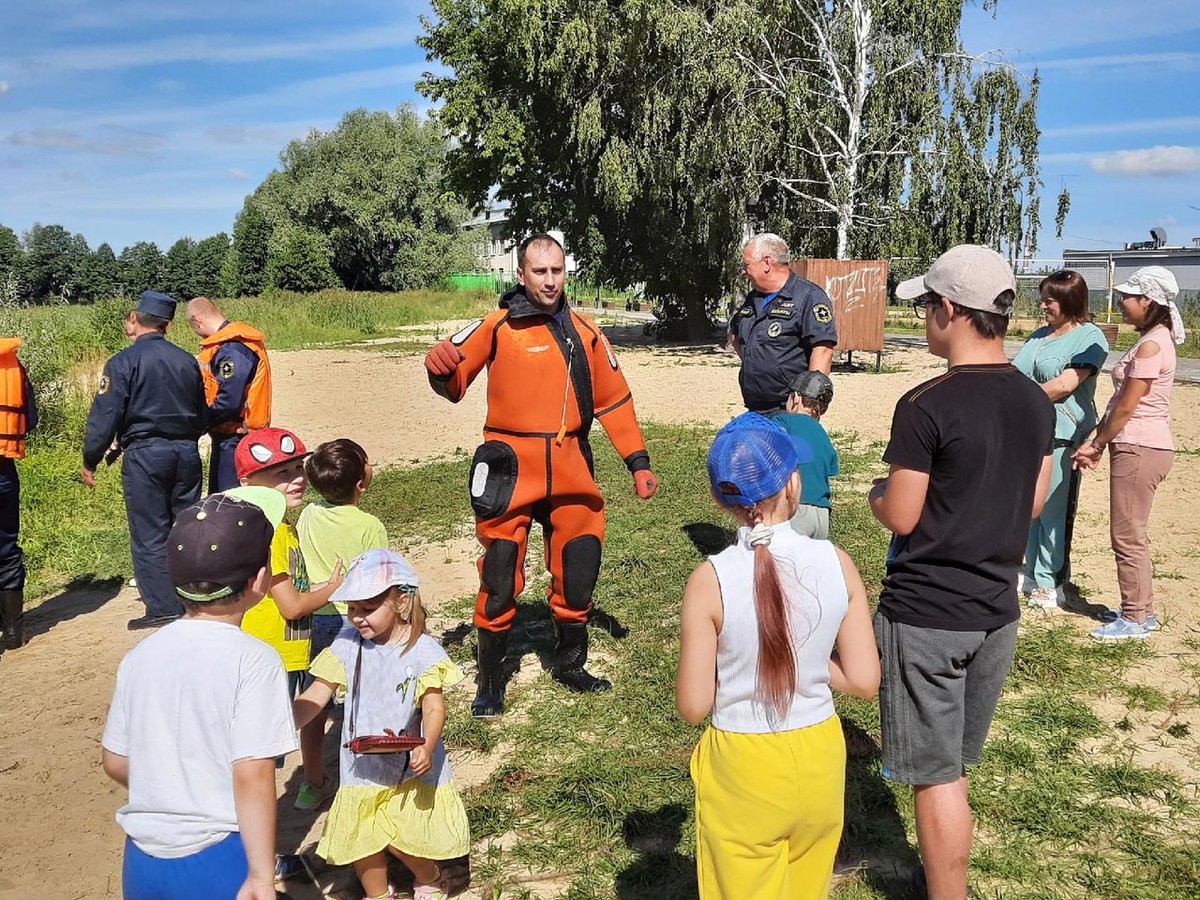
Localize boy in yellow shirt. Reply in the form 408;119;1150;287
233;427;343;702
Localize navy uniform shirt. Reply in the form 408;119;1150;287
207;331;259;430
82;333;207;470
730;272;839;411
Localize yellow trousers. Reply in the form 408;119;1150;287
691;716;846;900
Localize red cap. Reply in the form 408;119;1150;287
235;427;309;480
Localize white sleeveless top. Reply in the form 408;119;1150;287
708;522;848;733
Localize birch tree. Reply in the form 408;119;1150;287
740;0;1045;261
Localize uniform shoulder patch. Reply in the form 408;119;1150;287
451;319;483;346
217;358;236;379
813;303;834;323
97;375;110;395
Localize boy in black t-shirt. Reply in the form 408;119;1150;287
869;245;1054;900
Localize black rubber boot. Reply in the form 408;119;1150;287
472;628;508;719
552;621;611;693
0;590;24;652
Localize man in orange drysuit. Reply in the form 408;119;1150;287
187;297;272;493
425;234;658;717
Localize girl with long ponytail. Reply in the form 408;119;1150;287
677;412;879;899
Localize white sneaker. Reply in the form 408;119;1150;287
1027;585;1063;609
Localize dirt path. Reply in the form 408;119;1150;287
1;335;1197;899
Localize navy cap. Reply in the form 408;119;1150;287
707;412;812;507
168;493;276;601
137;290;177;319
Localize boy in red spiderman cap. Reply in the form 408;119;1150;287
234;427;345;811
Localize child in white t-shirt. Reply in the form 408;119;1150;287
101;491;299;900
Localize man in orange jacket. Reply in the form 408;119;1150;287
426;234;658;717
0;338;36;655
187;297;272;492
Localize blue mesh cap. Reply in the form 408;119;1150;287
707;412;812;507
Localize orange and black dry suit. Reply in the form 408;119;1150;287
430;288;651;633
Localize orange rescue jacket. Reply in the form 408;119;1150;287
0;338;28;460
198;322;272;435
431;290;650;471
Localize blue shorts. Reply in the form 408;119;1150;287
123;832;246;899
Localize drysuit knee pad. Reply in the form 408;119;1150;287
481;539;520;621
469;441;518;519
562;535;601;612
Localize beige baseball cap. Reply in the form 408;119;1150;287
896;245;1016;316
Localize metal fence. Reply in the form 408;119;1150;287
1014;258;1116;323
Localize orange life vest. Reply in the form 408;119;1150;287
0;337;28;460
197;322;272;435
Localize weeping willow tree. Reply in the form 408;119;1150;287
420;1;763;337
420;0;1058;333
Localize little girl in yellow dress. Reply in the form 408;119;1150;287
294;549;470;900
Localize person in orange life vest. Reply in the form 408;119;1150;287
425;234;658;717
187;296;272;493
0;338;36;656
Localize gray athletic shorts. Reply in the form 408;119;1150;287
874;611;1018;785
790;504;830;540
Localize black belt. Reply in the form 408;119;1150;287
1053;438;1077;449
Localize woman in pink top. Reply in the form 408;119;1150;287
1073;266;1186;640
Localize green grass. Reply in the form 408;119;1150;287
349;424;1200;899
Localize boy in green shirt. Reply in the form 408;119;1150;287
294;438;389;810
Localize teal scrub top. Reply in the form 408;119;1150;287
1012;322;1109;444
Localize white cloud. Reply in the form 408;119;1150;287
14;24;417;73
1037;51;1200;72
1090;146;1200;176
227;167;250;180
0;81;9;95
2;127;166;156
207;124;305;146
1043;116;1200;139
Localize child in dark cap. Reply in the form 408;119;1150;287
101;491;300;900
777;370;840;539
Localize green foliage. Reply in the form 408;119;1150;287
118;241;164;296
162;237;197;299
233;106;480;294
191;232;231;297
421;1;758;337
222;202;272;297
422;0;1049;331
264;227;340;293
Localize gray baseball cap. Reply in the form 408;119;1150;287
788;370;834;406
895;245;1016;316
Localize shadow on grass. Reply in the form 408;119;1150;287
839;718;920;899
439;600;630;694
682;522;736;556
615;803;697;900
24;575;122;640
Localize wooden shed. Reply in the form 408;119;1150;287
790;259;888;368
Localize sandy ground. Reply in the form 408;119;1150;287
1;328;1197;899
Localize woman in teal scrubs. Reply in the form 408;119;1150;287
1012;270;1109;608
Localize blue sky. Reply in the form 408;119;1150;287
0;0;1197;259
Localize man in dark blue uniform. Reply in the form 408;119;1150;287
81;291;207;630
729;233;838;413
0;339;37;655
